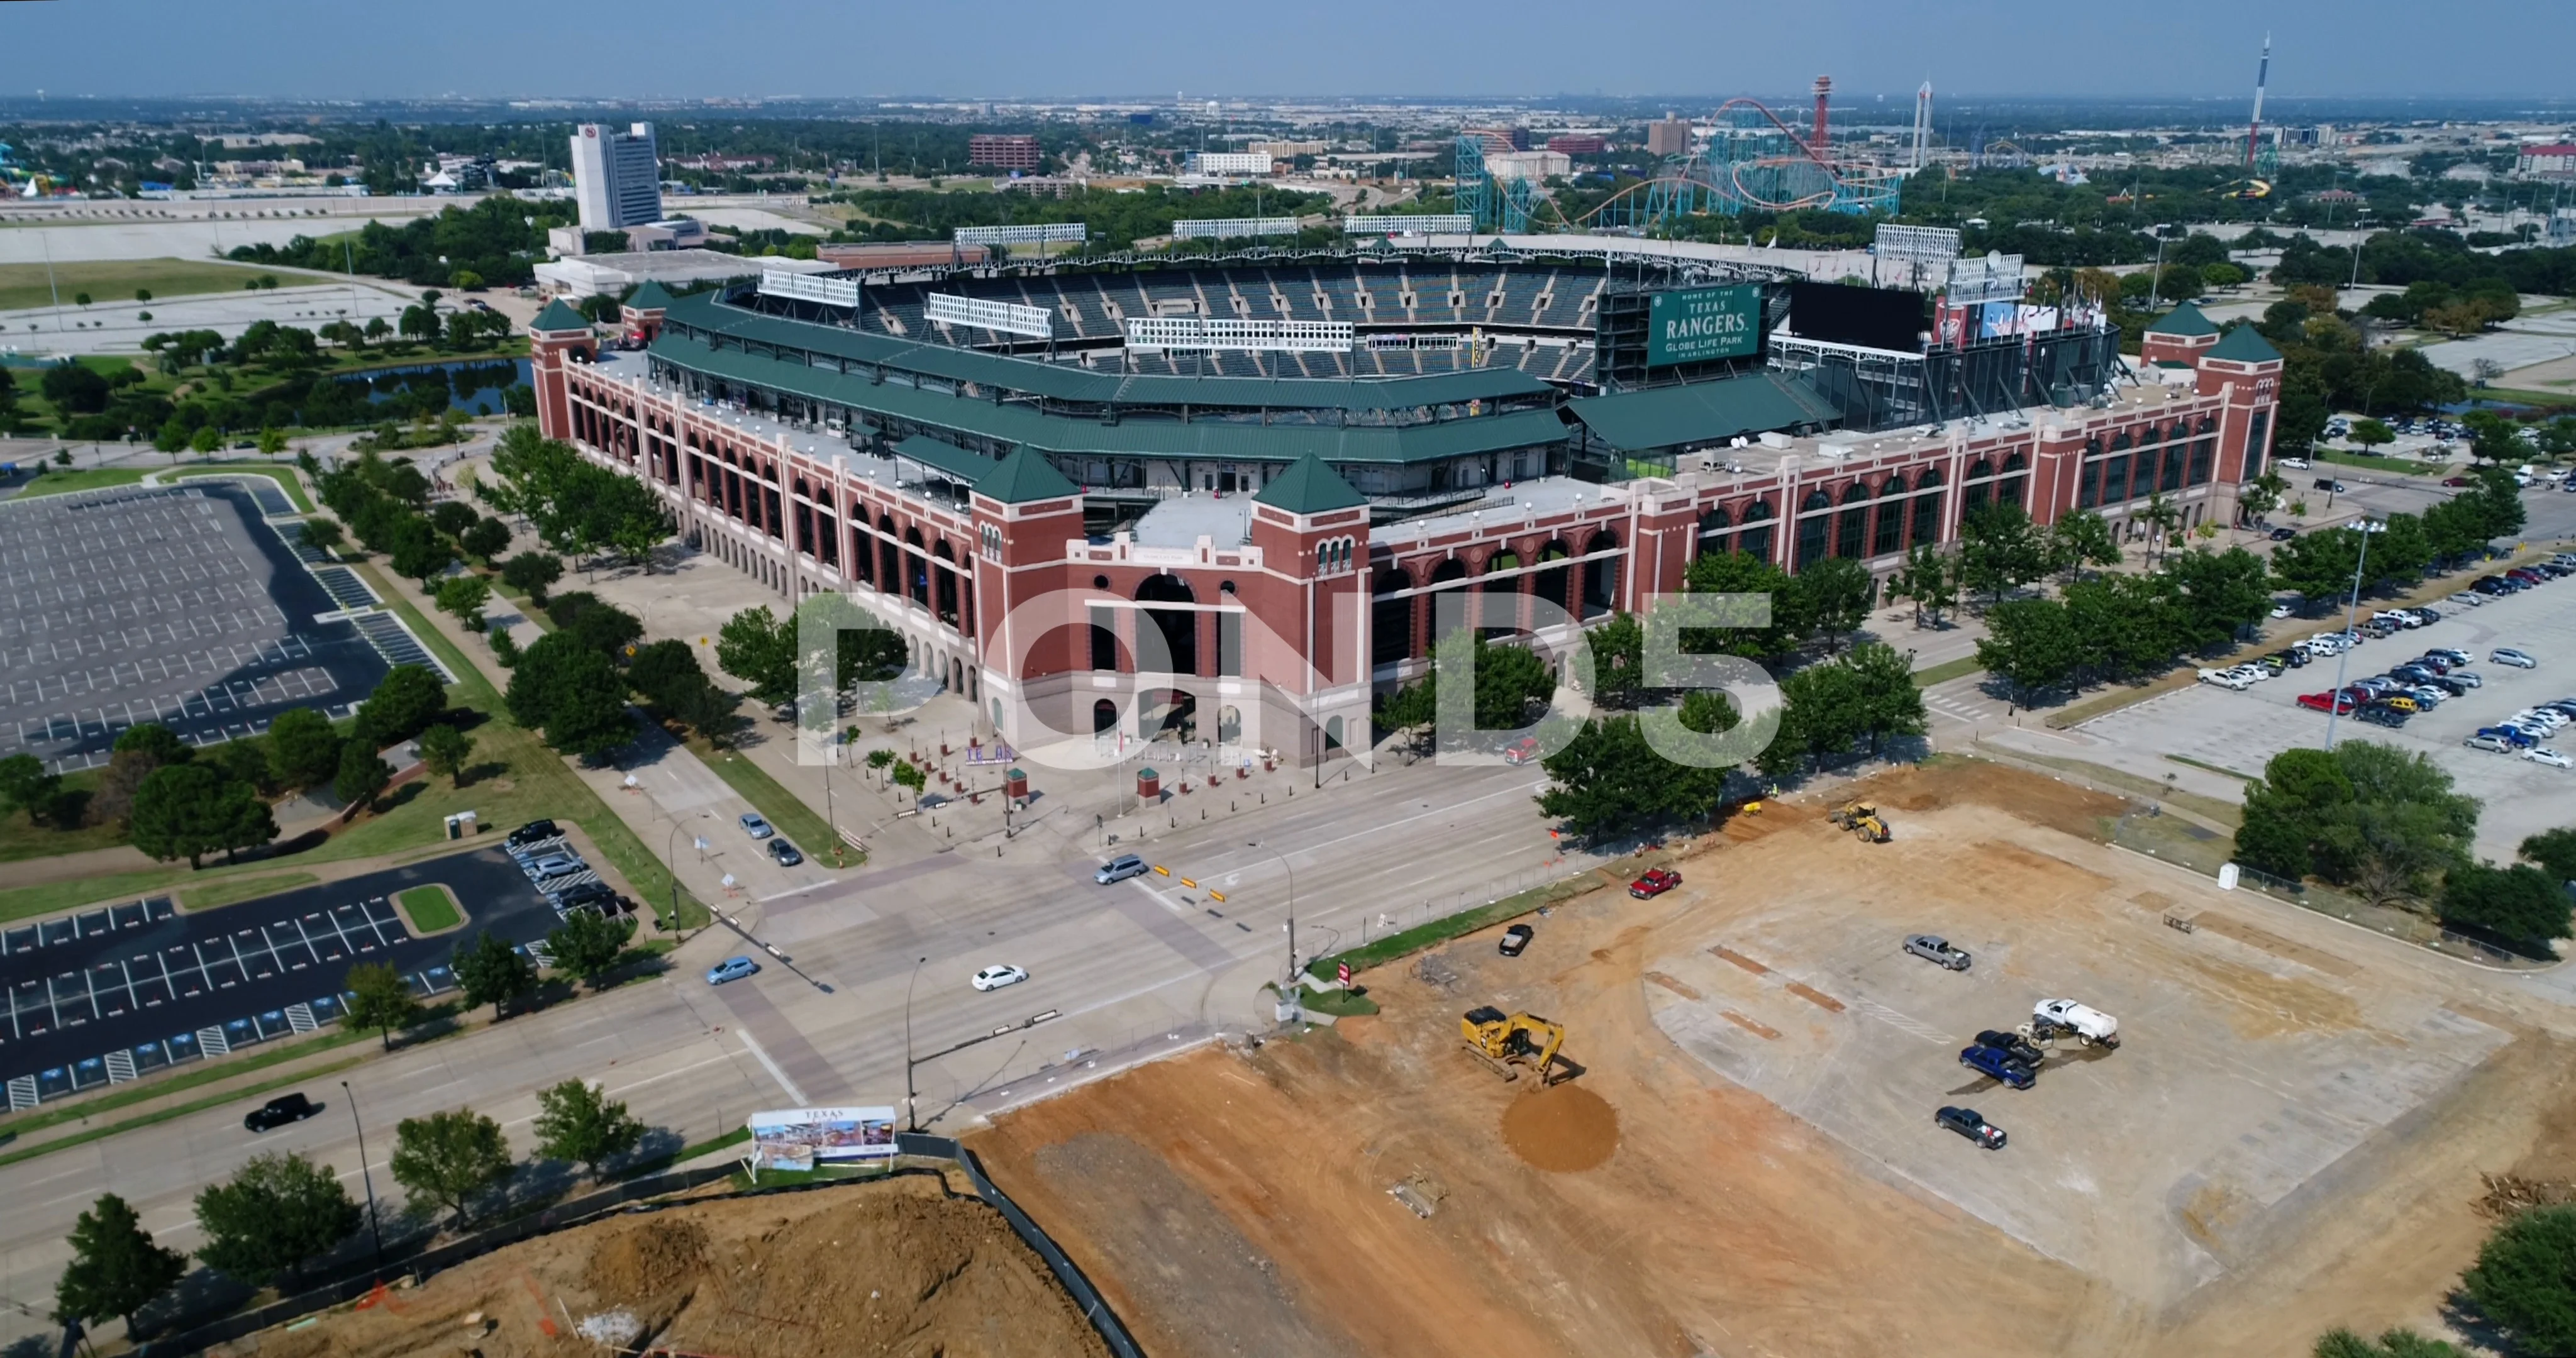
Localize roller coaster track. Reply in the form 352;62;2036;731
1541;96;1898;227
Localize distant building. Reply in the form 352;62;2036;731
1250;140;1326;160
1546;135;1607;156
1484;150;1571;183
969;135;1043;172
1460;128;1524;157
1646;114;1692;158
572;123;663;231
814;241;992;270
2517;143;2576;177
531;248;836;299
1185;152;1270;177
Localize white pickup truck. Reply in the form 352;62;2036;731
2197;667;2253;691
2033;998;2120;1049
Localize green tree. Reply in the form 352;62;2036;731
1957;502;2051;604
2270;527;2365;606
2311;1328;2463;1358
2314;741;2479;907
531;1079;647;1179
386;515;452;584
2347;418;2396;453
499;550;564;602
115;722;191;767
333;742;394;813
54;1193;186;1333
130;763;274;868
434;573;491;631
343;961;423;1051
2045;509;2121;583
453;930;537;1020
2523;827;2576;885
2234;747;2354;881
1792;555;1875;654
265;707;342;792
1838;642;1929;754
192;1152;361;1287
2164;546;2275;651
0;752;67;828
1536;711;1734;841
1975;599;2082;702
545;910;635;987
1585;612;1645;710
187;426;219;457
460;516;512;562
299;517;344;555
417;723;473;787
1682;547;1802;660
504;632;635;758
388;1108;511;1230
1884;543;1961;629
355;665;449;747
2439;863;2573;957
714;605;797;705
2465;1205;2576;1355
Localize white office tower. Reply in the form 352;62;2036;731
571;122;663;231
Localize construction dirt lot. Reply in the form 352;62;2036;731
969;759;2576;1358
206;1174;1109;1358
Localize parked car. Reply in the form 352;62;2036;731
2524;748;2573;770
2495;648;2540;669
2450;670;2485;689
1629;868;1682;899
971;964;1030;992
2032;998;2121;1048
739;812;775;839
2297;692;2356;714
506;819;560;850
1903;934;1972;970
523;853;582;881
2357;704;2409;729
244;1093;321;1133
2275;457;2312;470
767;838;804;867
2199;668;2254;691
2466;734;2517;753
2270;649;2309;669
1959;1043;2038;1089
2451;592;2488;608
2476;726;2540;749
1499;924;1535;957
2311;478;2348;492
1096;854;1148;884
1974;1030;2048;1067
706;956;760;985
1501;736;1543;766
2270;527;2298;541
1936;1106;2007;1150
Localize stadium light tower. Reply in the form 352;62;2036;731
2245;35;2272;168
1913;81;1935;169
1811;75;1833;153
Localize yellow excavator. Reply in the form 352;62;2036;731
1462;1007;1568;1085
1827;800;1892;843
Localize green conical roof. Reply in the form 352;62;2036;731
2207;323;2284;363
2144;301;2219;338
1253;453;1365;515
624;280;676;311
977;445;1079;504
531;299;592;333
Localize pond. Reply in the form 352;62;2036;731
334;358;531;417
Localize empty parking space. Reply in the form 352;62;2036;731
0;847;554;1108
0;483;394;772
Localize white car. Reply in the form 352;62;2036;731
2276;457;2312;470
2270;603;2293;619
2451;592;2487;607
970;964;1030;992
2495;648;2540;669
2526;748;2573;770
2198;668;2253;691
2515;709;2570;729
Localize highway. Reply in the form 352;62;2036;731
0;753;1604;1345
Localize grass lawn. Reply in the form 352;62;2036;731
0;258;282;312
180;872;318;912
683;733;850;866
395;883;462;933
0;768;121;863
9;462;314;512
2315;448;2440;475
1911;654;1983;688
1296;984;1380;1017
0;563;708;931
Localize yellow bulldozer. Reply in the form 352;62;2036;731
1827;800;1891;843
1461;1007;1568;1085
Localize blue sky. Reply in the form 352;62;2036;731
0;0;2565;101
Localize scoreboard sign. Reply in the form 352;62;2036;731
1646;284;1762;367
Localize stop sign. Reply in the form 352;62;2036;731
1337;962;1352;986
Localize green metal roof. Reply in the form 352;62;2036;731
660;290;1551;412
2144;301;2219;338
892;434;996;485
2206;323;2283;363
647;333;1570;466
1253;454;1367;514
979;444;1081;503
1564;373;1840;454
531;299;591;333
624;279;677;311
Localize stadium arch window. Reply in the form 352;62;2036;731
2101;453;2131;507
1581;531;1619;617
1999;452;2029;509
933;541;962;627
1963;460;1993;515
904;527;930;607
1089;605;1119;671
1533;541;1574;616
1836;482;1870;559
2188;439;2215;486
2077;456;2101;510
1485;549;1522;575
1911;473;1943;546
1697;505;1733;557
1372;566;1417;666
1740;499;1776;562
1135;573;1198;675
1796;489;1833;571
2159;441;2186;492
1875;475;1908;555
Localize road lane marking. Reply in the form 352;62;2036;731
733;1029;807;1105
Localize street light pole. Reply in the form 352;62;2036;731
2145;224;2173;313
902;956;928;1132
2322;524;2372;751
1246;841;1298;987
340;1081;384;1271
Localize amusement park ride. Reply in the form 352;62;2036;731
1455;75;1905;235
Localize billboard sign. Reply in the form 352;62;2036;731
745;1106;897;1172
1646;284;1762;367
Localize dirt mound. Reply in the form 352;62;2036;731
1501;1083;1619;1172
586;1216;708;1301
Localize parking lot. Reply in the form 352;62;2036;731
2082;565;2576;863
1641;790;2512;1310
0;847;553;1108
0;483;396;772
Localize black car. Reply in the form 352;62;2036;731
2312;478;2348;493
1974;1029;2046;1067
1936;1106;2007;1149
767;838;804;867
2357;703;2409;728
506;819;560;849
2270;527;2297;541
552;881;617;913
1499;924;1535;957
245;1092;321;1133
2272;649;2309;669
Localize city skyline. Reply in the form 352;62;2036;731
0;0;2570;104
